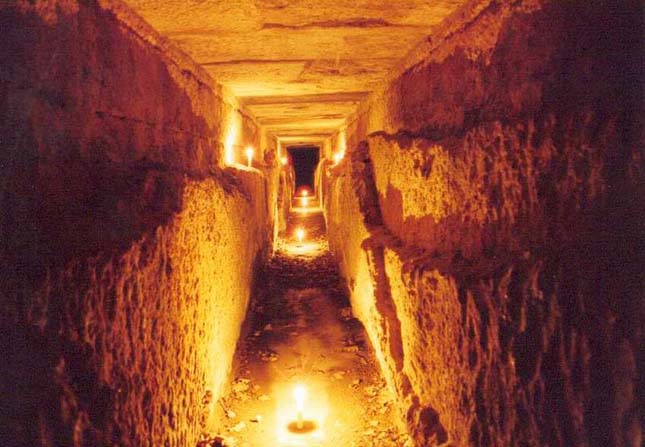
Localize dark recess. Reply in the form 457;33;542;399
287;146;320;191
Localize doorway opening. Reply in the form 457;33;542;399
287;145;320;194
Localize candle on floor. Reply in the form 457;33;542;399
286;383;317;434
294;384;307;429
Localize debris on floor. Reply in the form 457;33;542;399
210;201;410;446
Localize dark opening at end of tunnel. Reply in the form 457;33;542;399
287;145;320;193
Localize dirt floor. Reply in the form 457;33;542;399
206;199;411;446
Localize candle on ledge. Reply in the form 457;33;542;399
245;146;254;167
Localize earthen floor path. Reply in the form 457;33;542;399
211;200;410;447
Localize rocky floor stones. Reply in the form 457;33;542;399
209;201;410;446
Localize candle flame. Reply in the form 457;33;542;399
280;156;288;166
279;381;325;438
296;228;305;243
294;384;307;412
245;146;254;167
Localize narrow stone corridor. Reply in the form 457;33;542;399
209;199;409;446
1;1;642;446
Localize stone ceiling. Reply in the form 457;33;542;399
125;0;466;144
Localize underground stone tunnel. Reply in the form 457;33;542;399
0;0;642;446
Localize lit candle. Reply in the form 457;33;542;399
333;153;341;165
300;196;309;207
301;190;309;197
280;156;288;166
296;227;305;243
293;385;307;429
245;146;254;167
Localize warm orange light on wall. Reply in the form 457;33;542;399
224;121;237;165
336;128;347;164
245;146;254;167
332;129;347;166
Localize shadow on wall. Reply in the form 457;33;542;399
324;0;643;446
0;3;216;273
0;3;269;447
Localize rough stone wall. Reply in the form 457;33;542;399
278;166;295;229
261;136;292;243
272;144;294;238
325;0;643;445
0;1;271;446
314;157;329;208
323;145;414;416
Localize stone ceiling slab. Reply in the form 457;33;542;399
250;101;358;122
201;59;392;98
125;0;467;138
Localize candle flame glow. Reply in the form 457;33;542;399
296;228;305;243
294;384;307;430
281;156;288;166
276;380;326;441
245;146;254;167
294;384;307;412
